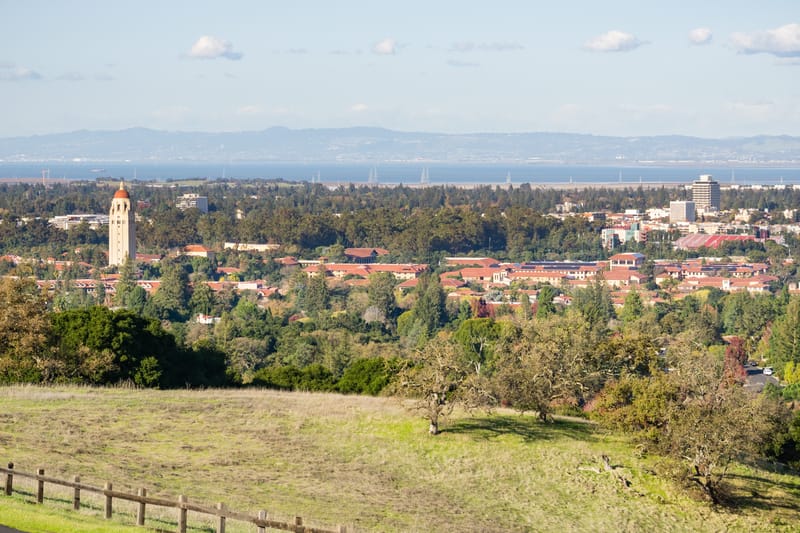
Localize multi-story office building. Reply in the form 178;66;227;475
176;193;209;213
692;174;720;212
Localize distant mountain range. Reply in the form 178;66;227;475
1;127;799;165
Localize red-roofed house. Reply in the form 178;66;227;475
444;257;501;268
182;245;215;260
304;263;428;281
599;270;648;288
344;247;390;263
609;253;645;270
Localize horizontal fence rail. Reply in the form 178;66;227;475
1;462;347;533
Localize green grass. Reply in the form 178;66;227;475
0;385;798;532
0;496;146;533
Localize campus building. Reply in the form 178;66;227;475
176;193;209;213
692;175;720;212
670;200;696;223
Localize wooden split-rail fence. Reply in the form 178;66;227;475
1;462;348;533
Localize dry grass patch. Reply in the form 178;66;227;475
0;385;798;532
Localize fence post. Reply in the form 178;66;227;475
216;502;226;533
178;494;187;533
294;516;304;533
73;475;80;510
337;526;347;533
36;468;44;504
257;510;267;533
137;488;147;526
104;482;113;519
4;463;12;496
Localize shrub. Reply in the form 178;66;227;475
337;357;396;395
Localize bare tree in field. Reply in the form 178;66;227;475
395;334;493;435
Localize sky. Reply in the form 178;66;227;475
1;1;799;139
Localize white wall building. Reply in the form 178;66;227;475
670;201;696;223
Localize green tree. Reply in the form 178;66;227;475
619;289;644;324
493;312;598;421
0;277;51;383
304;264;330;317
147;261;191;321
397;273;446;347
535;285;556;319
189;280;216;317
571;275;614;331
766;296;800;376
92;267;106;306
367;272;397;323
453;317;502;375
113;255;137;307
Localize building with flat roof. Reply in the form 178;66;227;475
176;193;208;213
692;175;720;212
670;201;696;223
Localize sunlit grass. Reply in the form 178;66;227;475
0;385;798;532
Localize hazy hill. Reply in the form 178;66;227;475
1;126;800;164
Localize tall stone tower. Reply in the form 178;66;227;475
108;181;136;267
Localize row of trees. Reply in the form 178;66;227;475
0;278;225;388
4;180;800;263
395;306;800;503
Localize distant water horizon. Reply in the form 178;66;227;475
1;161;800;187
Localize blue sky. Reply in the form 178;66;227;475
1;1;799;138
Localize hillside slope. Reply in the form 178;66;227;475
0;386;797;532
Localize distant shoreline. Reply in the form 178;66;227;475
0;176;686;190
337;181;686;190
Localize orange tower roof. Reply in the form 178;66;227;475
113;181;129;199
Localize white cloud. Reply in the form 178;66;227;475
689;27;713;45
584;30;646;52
350;103;368;112
731;23;800;58
0;64;42;81
372;38;397;55
189;36;243;60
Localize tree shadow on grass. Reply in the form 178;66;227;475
443;414;597;443
718;471;800;514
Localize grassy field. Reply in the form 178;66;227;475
0;385;798;532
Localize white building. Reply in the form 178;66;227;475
176;193;209;213
692;174;720;212
670;201;696;223
49;213;109;230
108;182;136;267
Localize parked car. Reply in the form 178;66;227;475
763;367;774;376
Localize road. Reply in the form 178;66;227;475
744;366;780;392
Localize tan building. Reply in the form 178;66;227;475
108;182;136;267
